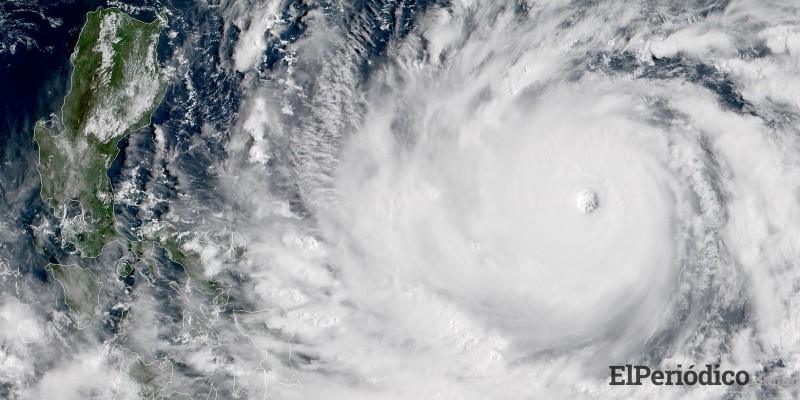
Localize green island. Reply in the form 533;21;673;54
140;222;224;294
45;263;101;328
34;7;166;257
36;8;225;332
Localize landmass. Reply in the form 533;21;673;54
45;263;101;328
35;7;224;343
34;7;166;257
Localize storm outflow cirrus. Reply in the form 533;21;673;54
2;0;800;399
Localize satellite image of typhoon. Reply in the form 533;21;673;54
3;0;800;398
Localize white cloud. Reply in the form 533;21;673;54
217;0;800;397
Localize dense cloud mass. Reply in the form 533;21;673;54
3;0;800;398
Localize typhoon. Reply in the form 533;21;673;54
2;0;800;399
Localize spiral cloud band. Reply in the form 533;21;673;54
4;0;800;399
221;1;800;398
337;81;679;355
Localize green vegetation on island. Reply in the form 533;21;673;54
35;9;227;341
142;222;224;293
117;260;135;278
35;8;166;257
46;263;102;328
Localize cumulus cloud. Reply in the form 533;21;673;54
217;0;800;398
7;0;800;399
